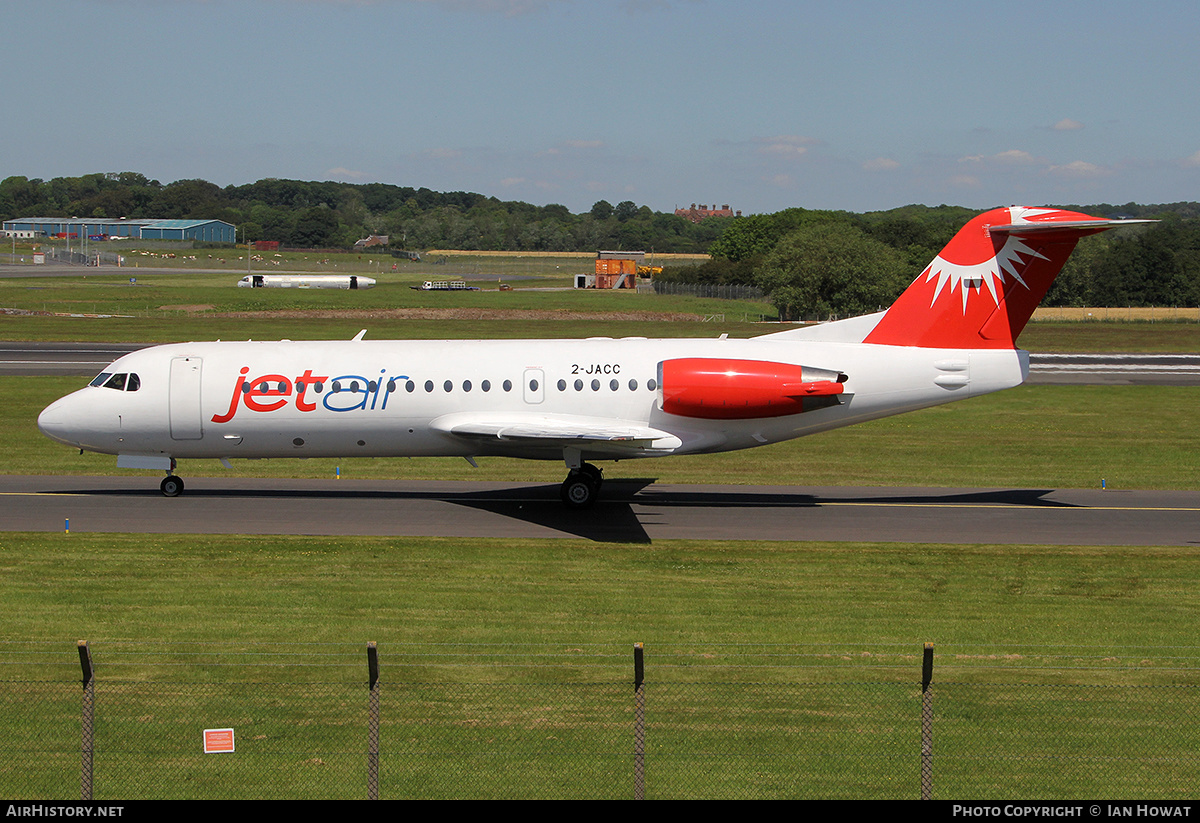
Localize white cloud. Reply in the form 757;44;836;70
754;135;819;158
1052;118;1084;131
386;0;564;16
1048;160;1109;178
958;149;1040;166
862;157;900;172
1183;150;1200;167
324;166;367;180
619;0;698;13
994;149;1039;165
539;140;605;158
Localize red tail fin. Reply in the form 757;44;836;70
863;206;1146;349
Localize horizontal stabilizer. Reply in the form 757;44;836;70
988;218;1155;235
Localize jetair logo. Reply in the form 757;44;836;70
212;367;407;423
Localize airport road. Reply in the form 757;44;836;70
1;475;1197;545
1026;352;1200;385
0;263;227;278
0;342;147;375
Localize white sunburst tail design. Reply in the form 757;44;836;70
924;233;1049;312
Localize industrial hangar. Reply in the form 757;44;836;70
1;216;236;243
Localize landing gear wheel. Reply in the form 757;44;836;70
560;471;598;509
160;475;184;498
578;462;603;490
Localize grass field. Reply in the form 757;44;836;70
5;262;1200;347
3;533;1198;798
3;262;1200;798
4;534;1197;675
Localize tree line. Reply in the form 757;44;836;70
655;203;1200;318
0;172;725;253
4;173;1197;315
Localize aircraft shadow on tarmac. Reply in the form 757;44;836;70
628;486;1082;509
47;481;1080;544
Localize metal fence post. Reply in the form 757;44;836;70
633;642;645;800
78;640;94;801
367;641;380;800
921;642;934;800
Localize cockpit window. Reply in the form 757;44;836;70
89;372;140;391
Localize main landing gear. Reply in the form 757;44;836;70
560;462;602;509
160;474;184;497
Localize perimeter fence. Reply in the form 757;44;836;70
1;641;1198;800
642;280;766;301
40;247;124;267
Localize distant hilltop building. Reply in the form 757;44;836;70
674;203;739;223
353;234;389;250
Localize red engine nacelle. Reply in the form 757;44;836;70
659;358;845;420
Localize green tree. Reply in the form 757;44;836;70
148;179;222;218
240;221;264;244
1045;233;1108;307
614;200;638;221
708;214;777;262
290;206;340;248
709;208;854;262
755;223;908;321
0;176;43;218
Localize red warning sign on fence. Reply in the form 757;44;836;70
203;728;235;753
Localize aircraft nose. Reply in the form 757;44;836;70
38;395;83;447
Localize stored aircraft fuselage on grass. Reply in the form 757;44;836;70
39;207;1148;506
237;274;375;289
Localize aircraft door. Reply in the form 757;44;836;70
523;368;544;404
169;357;204;440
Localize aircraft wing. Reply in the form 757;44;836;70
430;412;682;457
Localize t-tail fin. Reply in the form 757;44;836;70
862;206;1151;349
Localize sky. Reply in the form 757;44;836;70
5;0;1199;216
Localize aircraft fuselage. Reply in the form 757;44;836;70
38;336;1026;464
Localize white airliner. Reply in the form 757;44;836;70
38;207;1148;507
